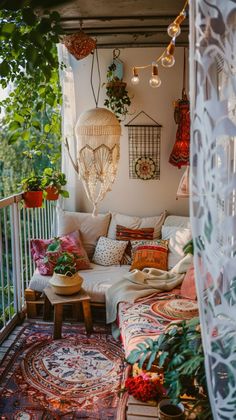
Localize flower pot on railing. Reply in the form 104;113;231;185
45;186;59;201
23;191;43;208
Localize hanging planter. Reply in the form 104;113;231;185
23;191;43;208
45;186;59;201
20;174;43;208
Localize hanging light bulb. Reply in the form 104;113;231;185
149;63;161;88
167;11;186;38
131;67;140;85
161;40;176;68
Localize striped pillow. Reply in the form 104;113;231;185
116;225;154;264
130;239;169;271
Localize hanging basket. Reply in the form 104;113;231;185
106;80;127;99
63;31;96;60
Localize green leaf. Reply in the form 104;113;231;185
0;60;10;77
22;130;30;141
44;124;51;133
13;113;24;124
1;23;16;34
60;190;69;198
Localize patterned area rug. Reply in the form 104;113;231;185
0;322;129;419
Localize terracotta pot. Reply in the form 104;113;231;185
45;186;59;201
49;272;83;295
23;191;43;208
158;399;185;420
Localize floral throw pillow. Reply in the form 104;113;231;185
31;231;91;276
130;239;169;271
92;236;128;266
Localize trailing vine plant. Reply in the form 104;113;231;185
104;62;131;121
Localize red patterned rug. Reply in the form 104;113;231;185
0;322;129;419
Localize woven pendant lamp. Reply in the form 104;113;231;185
75;108;121;215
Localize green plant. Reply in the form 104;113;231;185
20;173;43;191
127;317;212;419
53;252;78;277
42;168;69;198
104;62;131;121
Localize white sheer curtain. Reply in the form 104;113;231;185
190;1;236;418
57;43;77;211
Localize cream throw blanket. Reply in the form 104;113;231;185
105;254;192;324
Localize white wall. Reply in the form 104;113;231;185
67;47;189;217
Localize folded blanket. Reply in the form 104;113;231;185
106;267;185;324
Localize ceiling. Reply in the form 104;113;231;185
52;0;189;48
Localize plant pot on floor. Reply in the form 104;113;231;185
158;399;185;420
49;272;83;295
45;186;59;201
23;191;43;208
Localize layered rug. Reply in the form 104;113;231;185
0;322;129;419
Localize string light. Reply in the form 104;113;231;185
131;0;188;88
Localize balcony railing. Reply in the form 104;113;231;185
0;193;56;340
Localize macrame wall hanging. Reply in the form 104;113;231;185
125;111;162;180
169;48;190;168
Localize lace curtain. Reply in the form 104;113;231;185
189;1;236;418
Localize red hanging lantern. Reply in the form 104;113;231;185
169;48;190;168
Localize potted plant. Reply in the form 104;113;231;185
127;317;212;419
104;62;132;121
20;174;43;208
47;239;83;295
42;168;69;201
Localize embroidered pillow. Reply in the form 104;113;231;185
116;225;154;264
92;236;128;266
31;231;91;276
130;239;169;271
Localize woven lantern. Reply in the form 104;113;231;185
63;31;96;60
75;108;121;215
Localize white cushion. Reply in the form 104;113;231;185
56;210;111;259
29;264;130;303
161;225;192;269
92;236;128;266
164;215;190;229
107;210;167;240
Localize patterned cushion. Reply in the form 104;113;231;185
116;225;154;265
130;239;169;271
31;231;91;276
92;236;128;266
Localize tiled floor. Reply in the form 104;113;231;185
0;325;23;361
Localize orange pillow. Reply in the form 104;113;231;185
130;240;169;271
116;225;154;264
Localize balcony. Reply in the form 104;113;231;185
0;194;56;342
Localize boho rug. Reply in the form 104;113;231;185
0;322;129;419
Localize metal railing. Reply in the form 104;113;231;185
0;194;56;334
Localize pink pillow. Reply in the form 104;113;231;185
31;231;90;275
180;265;197;300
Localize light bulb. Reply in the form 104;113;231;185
131;75;140;85
149;75;161;88
167;11;186;38
131;67;140;85
149;62;161;88
161;53;175;68
167;22;181;38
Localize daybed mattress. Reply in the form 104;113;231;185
29;263;130;303
118;292;186;358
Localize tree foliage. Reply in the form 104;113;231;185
0;3;67;196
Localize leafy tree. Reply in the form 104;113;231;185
0;4;66;196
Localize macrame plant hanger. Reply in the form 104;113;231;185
125;111;162;180
169;48;190;168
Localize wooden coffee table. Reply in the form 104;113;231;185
43;287;93;339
